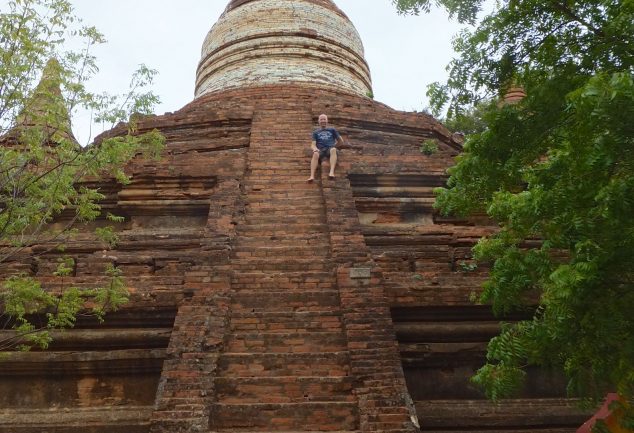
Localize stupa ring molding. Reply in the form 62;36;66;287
195;36;372;96
195;0;372;98
196;32;371;79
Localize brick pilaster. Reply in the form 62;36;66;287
149;179;243;433
322;174;420;433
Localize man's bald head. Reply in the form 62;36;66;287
318;114;328;128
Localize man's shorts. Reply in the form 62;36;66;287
317;147;334;163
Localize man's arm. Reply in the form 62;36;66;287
336;135;344;147
311;140;319;153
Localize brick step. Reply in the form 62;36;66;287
225;331;347;353
247;165;310;170
246;183;322;190
246;184;323;192
244;180;315;187
244;183;320;190
242;208;324;216
246;178;320;184
244;170;318;176
251;120;311;123
218;352;350;378
230;290;340;311
242;220;327;228
248;156;312;162
248;149;309;154
247;160;308;166
244;184;320;190
234;245;331;254
232;253;328;262
246;193;324;201
241;216;325;224
239;207;324;215
243;174;320;181
250;145;310;150
243;198;324;205
252;125;312;129
245;201;324;208
235;238;329;248
233;256;332;264
233;243;330;250
250;135;309;139
230;282;336;291
242;200;323;210
245;170;315;176
232;253;330;260
232;261;331;272
237;223;328;234
239;226;326;235
231;269;334;281
243;200;324;208
233;247;330;258
237;228;326;236
250;129;309;134
247;164;322;169
215;376;354;404
250;132;308;137
209;402;358;431
209;430;359;433
234;251;329;259
229;311;343;333
243;215;326;224
246;159;309;164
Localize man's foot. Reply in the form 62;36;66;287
307;178;315;183
328;174;336;180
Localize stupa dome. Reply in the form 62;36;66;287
195;0;372;98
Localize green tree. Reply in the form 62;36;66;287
442;100;491;135
0;0;164;351
394;0;634;427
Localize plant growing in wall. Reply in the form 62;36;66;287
420;139;439;155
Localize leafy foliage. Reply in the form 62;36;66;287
394;0;481;24
0;0;165;351
394;0;634;427
420;139;439;155
442;100;491;135
0;262;129;351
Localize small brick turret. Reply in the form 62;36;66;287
2;58;78;147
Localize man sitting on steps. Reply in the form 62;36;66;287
307;113;344;183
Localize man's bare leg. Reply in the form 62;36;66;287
328;148;338;178
307;152;320;182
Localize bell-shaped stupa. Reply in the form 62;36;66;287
195;0;372;98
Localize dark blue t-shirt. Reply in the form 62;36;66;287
312;127;340;149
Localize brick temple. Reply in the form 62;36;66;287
0;0;588;432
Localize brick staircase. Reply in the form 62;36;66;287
209;107;359;432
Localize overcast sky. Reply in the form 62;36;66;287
7;1;468;143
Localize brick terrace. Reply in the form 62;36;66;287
0;86;587;433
